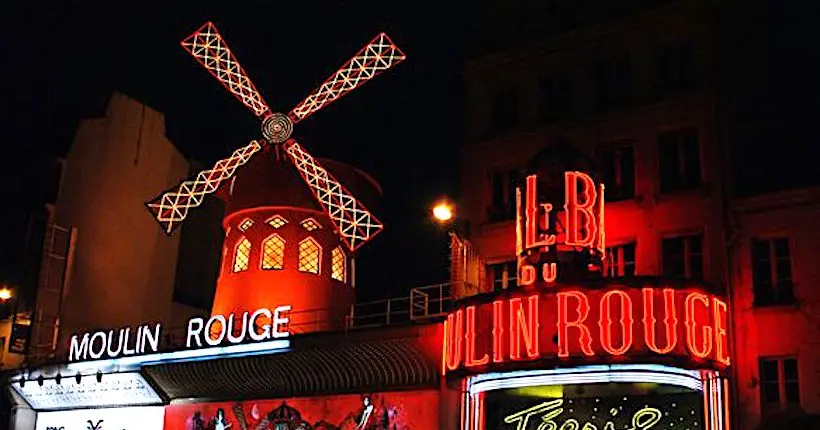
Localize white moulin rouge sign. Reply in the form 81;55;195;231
68;305;292;362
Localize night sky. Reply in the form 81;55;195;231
2;1;820;301
0;1;467;300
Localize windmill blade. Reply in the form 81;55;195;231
182;22;271;117
283;139;383;252
289;33;406;123
147;140;264;234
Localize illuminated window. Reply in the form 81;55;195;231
267;215;287;229
300;218;321;232
759;357;800;416
661;234;703;280
752;238;794;306
261;234;285;270
658;127;701;193
298;237;321;274
233;237;251;272
598;142;635;202
488;261;518;291
604;242;636;277
238;218;254;232
331;247;346;282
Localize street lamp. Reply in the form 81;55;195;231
0;287;12;301
432;200;454;223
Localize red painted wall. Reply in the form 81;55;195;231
163;390;439;429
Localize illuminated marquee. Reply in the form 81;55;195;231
68;305;292;362
443;287;730;372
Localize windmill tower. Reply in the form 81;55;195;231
147;23;405;331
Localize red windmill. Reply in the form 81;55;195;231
146;22;405;252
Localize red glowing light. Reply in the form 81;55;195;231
598;290;634;356
147;22;405;252
642;288;679;354
443;287;731;372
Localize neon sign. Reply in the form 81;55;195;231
68;305;292;362
504;399;660;430
517;171;605;286
443;287;730;371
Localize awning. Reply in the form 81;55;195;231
144;324;442;401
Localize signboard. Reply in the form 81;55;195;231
516;171;605;285
488;389;702;430
14;372;162;411
163;390;439;430
35;406;165;430
9;311;32;354
443;286;730;372
68;305;291;362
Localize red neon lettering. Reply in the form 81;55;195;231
509;295;540;360
596;183;606;255
445;310;463;371
564;172;598;247
599;290;634;355
542;263;557;283
492;300;505;363
642;288;678;354
520;264;537;286
713;298;730;366
465;306;489;367
557;291;594;357
524;175;556;250
684;293;713;359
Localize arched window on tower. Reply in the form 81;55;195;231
261;234;285;270
233;237;251;272
298;237;322;274
331;247;346;282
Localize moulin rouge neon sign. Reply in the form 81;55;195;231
443;170;731;371
68;305;292;362
443;287;730;371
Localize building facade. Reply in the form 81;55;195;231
457;0;820;428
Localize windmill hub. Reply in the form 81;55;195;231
261;112;293;144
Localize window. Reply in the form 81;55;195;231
267;215;287;229
238;218;254;232
655;41;697;95
298;237;321;274
662;234;703;280
599;142;636;201
591;55;632;112
261;234;285;270
489;88;518;135
488;168;524;222
538;74;571;122
233;237;251;273
658;128;701;193
604;242;636;277
759;357;800;415
331;247;346;282
300;218;321;232
488;261;519;291
752;238;795;306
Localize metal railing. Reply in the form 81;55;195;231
347;282;453;329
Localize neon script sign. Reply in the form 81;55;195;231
68;305;292;362
504;399;660;430
517;171;605;285
443;287;730;371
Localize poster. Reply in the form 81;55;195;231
164;390;439;430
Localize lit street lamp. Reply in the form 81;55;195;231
432;201;454;223
0;287;12;301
